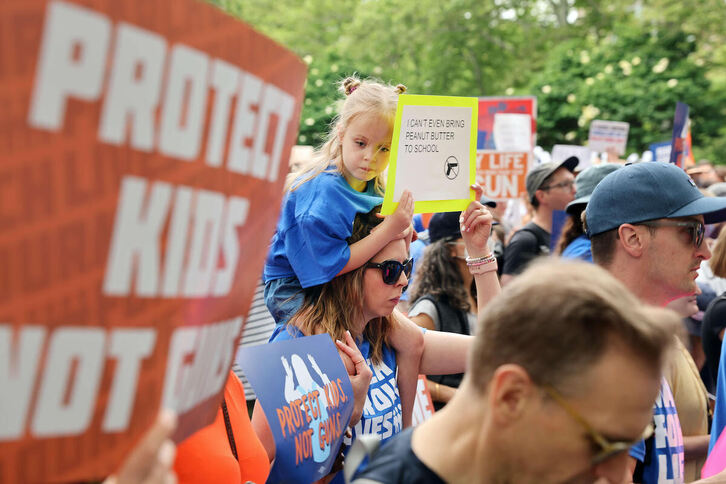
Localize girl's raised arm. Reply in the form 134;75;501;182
336;190;414;276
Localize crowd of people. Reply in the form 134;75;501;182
108;76;726;484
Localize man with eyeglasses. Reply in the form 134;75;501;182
348;261;681;483
501;157;578;286
584;161;726;483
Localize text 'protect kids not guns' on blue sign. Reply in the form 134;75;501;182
238;334;354;483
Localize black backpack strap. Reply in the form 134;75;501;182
221;398;238;461
518;224;548;254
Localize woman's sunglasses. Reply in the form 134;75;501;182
366;258;413;285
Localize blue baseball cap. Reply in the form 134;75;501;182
585;162;726;237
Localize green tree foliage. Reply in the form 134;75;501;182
207;0;726;160
207;0;557;146
529;26;725;159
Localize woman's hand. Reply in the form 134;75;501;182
335;330;372;426
460;184;494;258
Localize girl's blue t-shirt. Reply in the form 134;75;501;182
263;169;383;288
269;325;403;449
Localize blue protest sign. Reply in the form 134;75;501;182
239;334;354;483
649;141;672;163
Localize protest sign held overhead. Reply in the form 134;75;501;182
670;102;694;169
0;1;306;482
382;94;478;215
650;141;673;164
552;145;592;171
587;120;630;155
477;97;537;150
476;151;531;200
238;335;354;484
492;113;532;151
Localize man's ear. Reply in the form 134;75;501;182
618;223;647;257
488;364;536;426
534;189;546;206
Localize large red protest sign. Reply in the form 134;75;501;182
0;0;306;482
476;151;531;199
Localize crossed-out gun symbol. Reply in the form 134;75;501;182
445;156;459;179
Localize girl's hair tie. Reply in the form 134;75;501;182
342;77;362;96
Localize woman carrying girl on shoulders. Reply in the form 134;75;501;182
263;75;421;426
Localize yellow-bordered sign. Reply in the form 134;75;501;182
382;94;478;214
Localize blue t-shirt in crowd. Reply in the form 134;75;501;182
561;234;593;262
264;168;383;288
710;336;726;452
638;378;684;483
270;324;402;484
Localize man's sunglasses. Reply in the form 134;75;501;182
544;385;653;465
366;258;413;285
636;220;705;248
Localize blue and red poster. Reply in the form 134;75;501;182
477;97;537;150
239;335;354;483
669;102;694;169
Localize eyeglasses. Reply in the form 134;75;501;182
543;385;653;465
541;180;575;191
366;258;413;285
636;220;706;248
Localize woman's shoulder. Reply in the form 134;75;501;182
269;324;305;342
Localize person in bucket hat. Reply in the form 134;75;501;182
558;163;622;261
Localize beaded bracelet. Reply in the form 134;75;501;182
469;259;498;275
466;253;496;267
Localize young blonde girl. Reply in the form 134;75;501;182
263;75;420;428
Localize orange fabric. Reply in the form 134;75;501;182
174;372;270;484
421;213;433;229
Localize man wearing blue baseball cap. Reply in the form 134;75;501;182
585;161;726;483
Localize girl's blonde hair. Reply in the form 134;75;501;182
286;75;406;194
